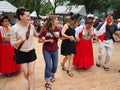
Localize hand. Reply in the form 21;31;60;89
21;35;26;41
41;37;45;40
49;39;54;43
69;36;75;41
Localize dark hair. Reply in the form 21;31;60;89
70;14;79;20
0;16;9;26
16;7;29;20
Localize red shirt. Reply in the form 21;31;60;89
38;27;61;51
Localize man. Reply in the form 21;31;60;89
96;15;120;71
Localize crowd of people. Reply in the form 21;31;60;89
0;7;120;90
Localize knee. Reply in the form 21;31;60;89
22;69;29;76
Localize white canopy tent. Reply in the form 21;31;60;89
0;0;17;13
30;11;48;19
30;11;37;17
55;5;87;16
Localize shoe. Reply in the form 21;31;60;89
103;66;109;71
66;70;73;77
96;63;100;67
50;74;55;82
45;83;52;90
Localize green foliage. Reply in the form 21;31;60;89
69;0;120;18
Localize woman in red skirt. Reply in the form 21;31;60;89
73;17;95;69
0;16;20;76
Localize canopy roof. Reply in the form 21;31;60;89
0;0;17;13
55;5;87;16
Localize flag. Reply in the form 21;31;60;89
96;12;114;41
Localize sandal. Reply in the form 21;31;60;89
61;63;66;71
66;70;73;77
50;74;55;82
103;66;109;71
45;83;52;90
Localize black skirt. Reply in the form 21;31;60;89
61;39;76;56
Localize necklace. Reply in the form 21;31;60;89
2;26;10;39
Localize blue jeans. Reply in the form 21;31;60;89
43;50;58;80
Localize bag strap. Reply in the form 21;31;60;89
16;24;31;53
48;30;57;43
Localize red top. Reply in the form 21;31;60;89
38;27;61;51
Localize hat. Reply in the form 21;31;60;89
87;14;94;18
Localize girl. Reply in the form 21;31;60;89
38;15;61;90
0;16;20;76
10;7;38;90
61;14;78;77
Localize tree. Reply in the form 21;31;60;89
69;0;120;18
48;0;65;14
7;0;47;17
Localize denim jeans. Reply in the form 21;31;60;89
43;50;58;80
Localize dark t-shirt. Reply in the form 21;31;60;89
38;27;61;51
96;22;118;41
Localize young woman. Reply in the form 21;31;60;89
61;14;78;77
10;7;38;90
0;16;20;76
38;15;61;90
73;17;94;69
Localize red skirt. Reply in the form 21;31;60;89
73;40;94;69
0;43;20;74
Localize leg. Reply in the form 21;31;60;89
20;63;29;80
104;43;113;69
62;55;68;65
51;50;58;74
66;54;74;77
51;50;58;82
28;61;36;90
96;42;105;67
68;54;74;70
43;50;52;89
61;56;68;71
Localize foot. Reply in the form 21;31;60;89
96;63;101;67
66;70;73;77
103;66;109;71
96;60;101;67
61;63;66;71
50;74;55;82
45;83;52;90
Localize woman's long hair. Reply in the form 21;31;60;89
41;15;57;33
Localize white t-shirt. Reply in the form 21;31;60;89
10;22;37;52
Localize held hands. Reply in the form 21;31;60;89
41;37;54;43
69;36;76;41
49;39;54;43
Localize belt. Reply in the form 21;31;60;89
104;38;112;40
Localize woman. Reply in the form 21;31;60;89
0;16;20;76
10;7;38;90
38;15;61;90
73;17;94;69
61;14;78;77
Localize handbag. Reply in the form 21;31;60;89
13;24;31;59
